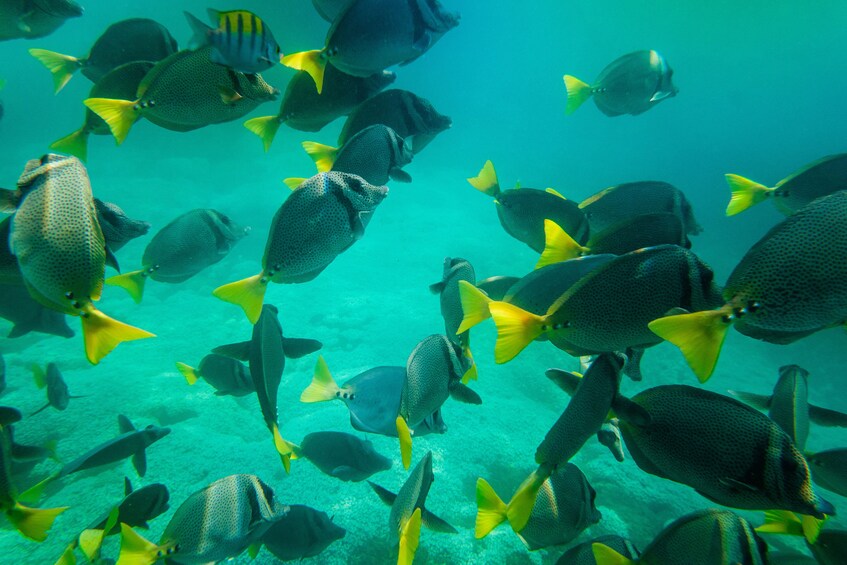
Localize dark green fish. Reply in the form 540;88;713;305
175;353;254;397
56;415;169;479
807;449;847;498
615;385;833;517
0;282;74;339
593;509;766;565
261;504;345;561
475;275;519;301
29;18;176;91
293;431;391;482
430;257;476;376
93;198;150;253
0;0;82;42
557;535;640;565
244;67;395;150
0;407;22;427
581;213;691;256
107;208;249;303
31;362;83;416
312;0;354;22
338;89;452;154
565;50;677;116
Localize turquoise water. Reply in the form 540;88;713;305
1;1;847;563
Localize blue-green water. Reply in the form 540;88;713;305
1;1;847;563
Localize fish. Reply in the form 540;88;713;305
118;474;287;565
564;50;678;116
184;9;282;75
369;451;456;565
467;160;590;253
726;153;847;216
283;0;459;92
757;510;845;565
55;414;169;479
29;18;175;92
50;62;155;162
1;154;154;364
338;89;452;154
557;535;640;565
259;504;345;561
84;47;278;144
476;463;601;551
650;190;847;382
175;353;254;397
488;245;722;364
475;275;520;301
213;172;388;324
292;431;391;482
397;334;480;468
0;406;22;427
312;0;354;22
579;180;701;236
244;67;395;151
614;385;833;518
806;449;847;498
93;198;150;253
30;362;83;416
0;282;75;339
597;418;625;462
287;124;413;187
106;209;249;303
429;257;477;381
300;357;447;438
0;0;82;42
593;508;767;565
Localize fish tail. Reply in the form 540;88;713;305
592;543;636;565
756;510;827;544
117;524;162;565
80;306;155;365
302;141;338;173
174;362;198;385
17;474;55;505
244;116;282;152
271;423;299;474
648;308;732;383
563;75;593;115
283;177;308;190
474;478;508;538
55;545;77;565
282;50;327;93
31;363;47;389
467;160;500;197
536;219;590;269
183;10;212;49
83;98;140;145
488;301;546;364
78;528;106;562
28;49;82;93
49;127;90;162
105;269;147;304
505;468;547;533
457;280;493;334
397;508;422;565
6;501;69;542
724;174;774;216
396;416;413;470
461;346;478;384
300;356;341;402
212;273;267;324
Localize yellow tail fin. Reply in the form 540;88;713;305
56;545;77;565
28;49;82;93
505;470;545;533
461;346;477;384
117;524;162;565
648;308;731;383
474;478;507;538
456;280;493;334
282;50;327;94
283;177;308;190
302;141;338;173
272;424;298;474
488;301;546;364
105;270;147;304
592;543;635;565
83;98;139;145
50;128;90;162
467;160;500;197
300;356;341;402
396;416;413;470
244;115;282;152
725;174;774;216
536;219;589;269
175;362;198;385
32;364;47;389
7;501;69;542
78;528;106;562
397;507;422;565
81;307;155;365
563;75;593;115
756;510;825;544
212;273;266;325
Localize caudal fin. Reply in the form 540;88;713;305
302;141;338;172
648;309;731;383
592;543;636;565
725;174;774;216
467;160;500;197
83;98;140;145
175;362;198;385
6;502;69;542
105;269;147;303
283;177;308;190
396;416;413;470
397;507;422;565
456;280;493;334
28;49;82;93
536;219;589;269
488;301;546;364
212;273;266;324
50;127;90;162
563;75;593;115
474;478;507;538
117;524;162;565
244;116;282;152
505;469;546;533
80;307;155;365
300;356;341;402
282;50;327;93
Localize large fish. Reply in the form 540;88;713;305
213;172;388;324
175;353;254;397
564;50;677;116
118;474;287;565
467;160;589;253
93;198;150;253
184;9;282;75
338;89;452;154
260;504;345;561
106;208;249;303
245;67;395;151
806;449;847;498
292;431;391;482
0;0;82;41
1;154;153;364
650;190;847;382
283;0;459;93
84;47;278;145
29;18;176;92
726;153;847;216
30;362;82;416
300;358;447;438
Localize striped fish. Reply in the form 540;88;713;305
184;9;282;75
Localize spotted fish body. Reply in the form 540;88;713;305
388;451;435;545
587;50;677;117
431;257;475;348
495;188;590;253
400;335;468;429
328;124;413;186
